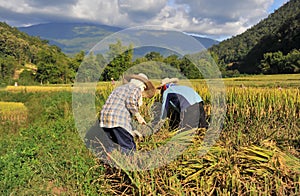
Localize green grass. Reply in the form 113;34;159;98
0;74;299;195
0;92;107;195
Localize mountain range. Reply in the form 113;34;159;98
1;0;298;80
19;23;219;56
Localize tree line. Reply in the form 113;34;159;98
73;40;209;83
1;0;300;87
0;26;208;85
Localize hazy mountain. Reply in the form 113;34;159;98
19;22;219;56
18;22;122;55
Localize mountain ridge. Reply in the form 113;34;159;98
18;22;219;55
209;0;300;74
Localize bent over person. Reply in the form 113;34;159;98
99;73;155;154
157;78;208;131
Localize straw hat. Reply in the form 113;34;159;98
123;73;156;98
156;77;179;89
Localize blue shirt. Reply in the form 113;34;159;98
160;85;203;119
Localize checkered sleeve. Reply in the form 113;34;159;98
126;87;141;115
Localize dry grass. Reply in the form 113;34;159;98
91;81;300;195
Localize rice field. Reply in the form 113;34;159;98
90;74;300;195
0;101;28;124
0;74;299;195
5;85;73;92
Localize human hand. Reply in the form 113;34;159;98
138;116;146;125
135;112;146;125
132;130;143;138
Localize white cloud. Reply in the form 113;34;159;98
72;0;121;23
171;0;273;37
118;0;167;13
0;0;33;13
150;5;190;29
0;0;282;39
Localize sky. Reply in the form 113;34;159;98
0;0;290;41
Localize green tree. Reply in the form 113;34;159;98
145;51;163;62
209;0;300;74
76;52;104;82
0;22;75;84
101;41;133;81
0;55;17;84
259;50;300;74
179;56;202;79
260;51;284;74
164;55;181;70
18;70;36;85
284;49;300;73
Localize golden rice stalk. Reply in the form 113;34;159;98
5;85;72;92
0;101;28;123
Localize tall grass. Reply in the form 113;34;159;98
93;84;299;195
0;75;299;195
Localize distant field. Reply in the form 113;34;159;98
183;74;300;89
0;101;28;124
222;74;300;88
3;74;300;93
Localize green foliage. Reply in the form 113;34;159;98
260;49;300;74
0;22;220;83
101;40;134;81
145;51;164;61
179;56;203;79
76;53;105;82
0;91;106;195
127;60;183;79
69;50;85;73
2;0;300;85
0;22;85;85
0;55;17;84
18;70;37;85
209;0;300;74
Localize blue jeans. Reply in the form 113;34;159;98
103;127;136;155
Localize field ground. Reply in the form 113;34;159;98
0;74;299;195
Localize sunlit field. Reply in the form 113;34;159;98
0;102;27;125
0;74;299;195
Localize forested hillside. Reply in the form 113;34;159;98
0;22;84;85
0;23;207;85
209;0;300;74
1;0;299;85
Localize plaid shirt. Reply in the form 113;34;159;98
99;83;141;135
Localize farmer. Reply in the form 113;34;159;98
99;73;155;154
157;78;208;131
111;77;115;86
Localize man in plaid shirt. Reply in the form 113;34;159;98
99;73;155;154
